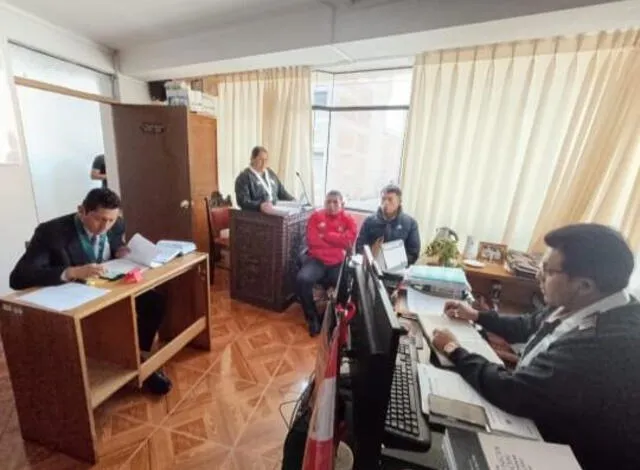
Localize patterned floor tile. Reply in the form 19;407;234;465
235;384;290;462
223;448;278;470
273;343;317;384
123;428;231;470
211;340;288;385
163;373;266;446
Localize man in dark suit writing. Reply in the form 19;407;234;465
10;188;172;395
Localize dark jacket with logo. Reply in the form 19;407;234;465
10;213;125;289
234;167;294;211
355;208;421;264
450;299;640;470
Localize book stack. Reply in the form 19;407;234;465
443;428;582;470
406;266;470;299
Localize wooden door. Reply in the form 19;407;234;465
112;105;192;243
187;114;218;252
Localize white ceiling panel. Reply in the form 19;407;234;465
2;0;316;47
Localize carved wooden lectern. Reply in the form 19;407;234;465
230;208;312;311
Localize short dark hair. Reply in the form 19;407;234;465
326;190;343;200
82;188;121;212
250;146;268;160
381;184;402;198
544;223;634;294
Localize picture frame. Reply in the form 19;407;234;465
477;242;508;264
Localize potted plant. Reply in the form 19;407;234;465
424;238;460;267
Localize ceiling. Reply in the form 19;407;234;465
3;0;317;47
3;0;638;80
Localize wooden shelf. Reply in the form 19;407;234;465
87;359;137;409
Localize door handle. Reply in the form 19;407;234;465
180;200;190;209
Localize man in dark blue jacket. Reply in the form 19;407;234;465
355;184;421;264
432;224;640;470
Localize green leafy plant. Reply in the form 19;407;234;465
425;239;460;266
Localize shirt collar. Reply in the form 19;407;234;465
546;290;630;323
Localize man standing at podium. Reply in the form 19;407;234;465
234;146;295;213
10;188;172;396
296;190;357;336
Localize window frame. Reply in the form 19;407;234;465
312;67;412;210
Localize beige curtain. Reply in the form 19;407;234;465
402;30;640;252
529;31;640;251
210;67;313;203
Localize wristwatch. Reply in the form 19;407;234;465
443;341;460;356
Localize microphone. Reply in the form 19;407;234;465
296;171;313;208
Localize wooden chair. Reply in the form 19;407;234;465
205;192;232;283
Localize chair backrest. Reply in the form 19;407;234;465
205;192;232;242
210;207;231;236
345;210;370;239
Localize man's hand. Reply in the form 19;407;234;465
371;236;384;257
432;328;460;353
115;246;131;259
444;300;479;322
260;202;275;214
67;264;105;281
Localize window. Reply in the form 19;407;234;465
311;69;412;210
9;44;114;98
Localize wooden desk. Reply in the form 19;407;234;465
0;253;211;463
463;262;540;310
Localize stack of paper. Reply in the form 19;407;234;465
406;287;449;318
443;428;581;470
102;234;196;277
417;364;541;441
417;313;504;366
19;284;109;312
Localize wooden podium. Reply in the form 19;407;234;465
230;208;312;311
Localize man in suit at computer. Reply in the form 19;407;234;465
355;184;421;264
10;188;172;395
296;190;357;337
432;223;640;470
234;145;295;212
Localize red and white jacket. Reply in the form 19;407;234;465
307;209;358;266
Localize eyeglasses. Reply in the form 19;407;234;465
539;264;565;277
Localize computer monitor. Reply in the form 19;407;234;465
348;255;406;469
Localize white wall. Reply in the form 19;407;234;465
17;86;105;222
116;73;151;104
0;3;115;294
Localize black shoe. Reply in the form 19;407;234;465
143;370;172;395
308;318;322;337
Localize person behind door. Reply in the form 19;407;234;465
432;223;640;470
234;146;295;213
90;154;107;188
10;188;172;395
296;190;357;336
355;184;421;264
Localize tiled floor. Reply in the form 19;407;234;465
0;271;318;469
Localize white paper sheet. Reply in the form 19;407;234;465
479;433;579;469
126;233;159;266
19;283;109;312
102;258;147;276
380;240;407;272
417;314;504;366
417;364;541;441
406;287;448;317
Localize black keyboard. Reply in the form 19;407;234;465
384;338;431;451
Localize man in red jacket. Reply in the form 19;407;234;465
296;190;357;336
